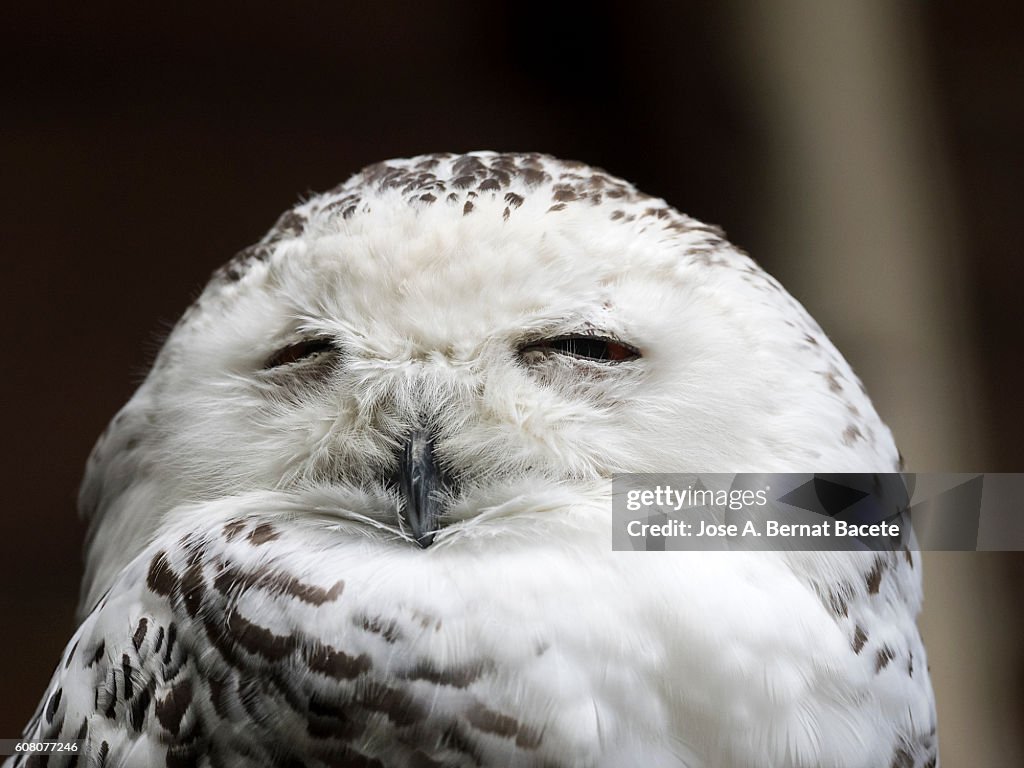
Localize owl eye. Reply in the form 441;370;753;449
264;338;337;369
520;335;640;363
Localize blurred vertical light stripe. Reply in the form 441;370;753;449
726;1;1019;764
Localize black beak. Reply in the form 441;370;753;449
398;431;443;547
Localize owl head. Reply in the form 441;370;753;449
76;152;897;615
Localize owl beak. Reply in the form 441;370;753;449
398;431;443;548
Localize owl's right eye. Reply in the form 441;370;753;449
264;338;337;369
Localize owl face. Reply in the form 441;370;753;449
78;152;897;610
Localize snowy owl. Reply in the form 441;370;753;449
9;152;937;767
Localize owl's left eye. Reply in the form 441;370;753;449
264;338;338;369
520;335;641;363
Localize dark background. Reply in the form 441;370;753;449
2;2;1021;764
